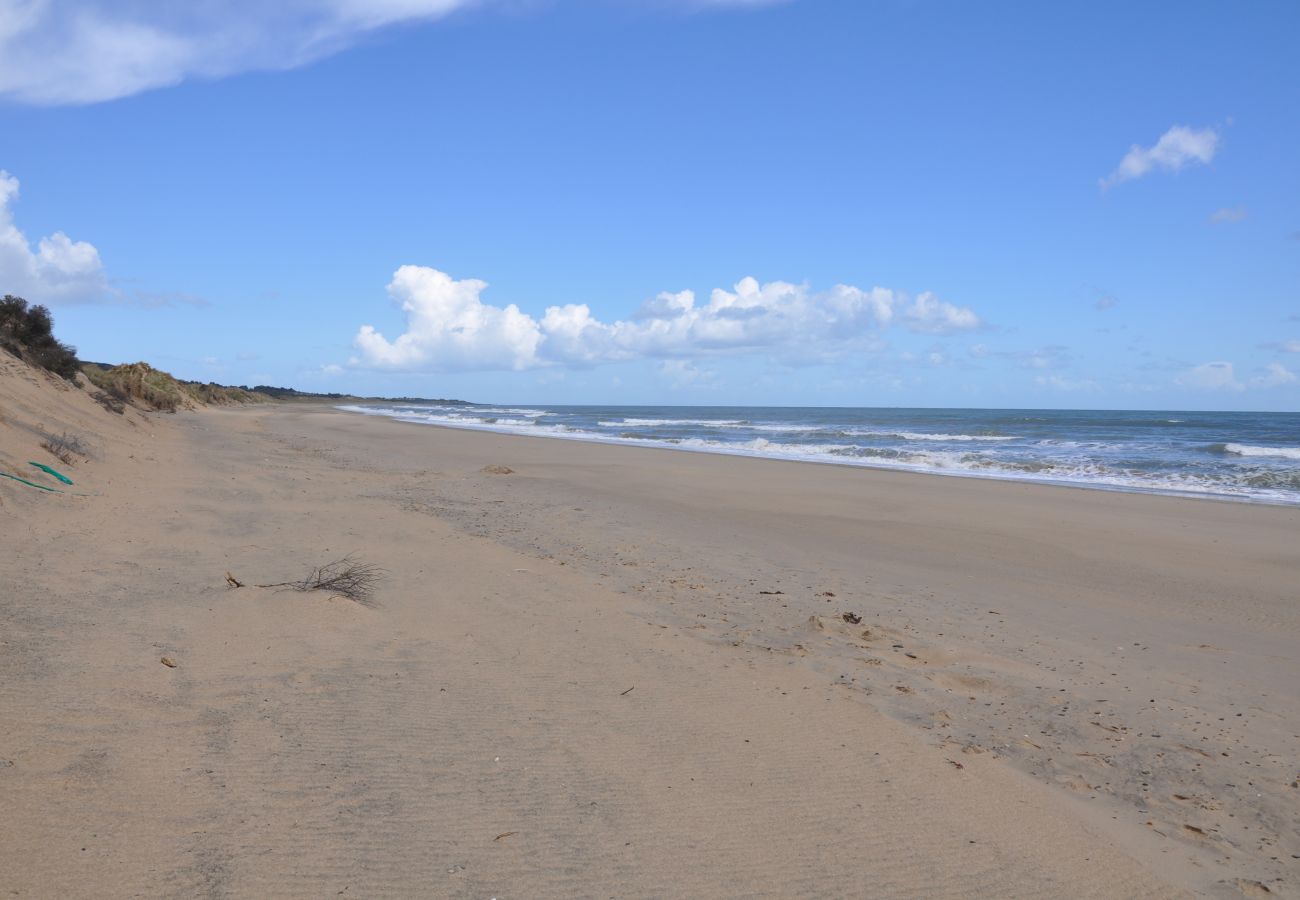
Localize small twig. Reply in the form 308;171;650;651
493;831;518;842
225;572;244;588
620;686;635;696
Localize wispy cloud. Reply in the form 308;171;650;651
1259;339;1300;353
1207;206;1247;224
1173;360;1297;391
1100;125;1220;190
659;359;715;388
0;0;790;105
1252;362;1297;388
1035;374;1097;391
1176;360;1242;391
0;1;479;105
0;169;108;303
350;265;982;373
131;289;209;309
969;343;1071;370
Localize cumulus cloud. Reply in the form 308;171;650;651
354;265;543;371
0;170;108;303
1207;206;1247;224
1100;125;1220;190
1176;361;1242;391
352;266;982;373
0;0;790;105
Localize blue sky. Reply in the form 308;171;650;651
1;0;1297;410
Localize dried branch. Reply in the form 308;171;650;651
257;555;384;607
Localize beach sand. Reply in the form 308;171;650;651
3;397;1297;897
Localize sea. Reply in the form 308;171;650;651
339;403;1300;506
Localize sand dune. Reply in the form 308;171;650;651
2;375;1296;896
0;353;152;501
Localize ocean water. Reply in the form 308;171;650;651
339;403;1300;505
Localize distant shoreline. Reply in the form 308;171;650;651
335;402;1300;507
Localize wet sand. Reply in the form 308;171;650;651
2;400;1297;897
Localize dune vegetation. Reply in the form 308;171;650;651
81;361;270;413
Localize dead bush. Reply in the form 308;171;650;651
91;390;126;415
41;431;87;464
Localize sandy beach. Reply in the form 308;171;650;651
4;1;1297;895
3;396;1298;898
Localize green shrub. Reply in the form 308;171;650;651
0;295;80;380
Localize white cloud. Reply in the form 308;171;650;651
1207;206;1247;224
1176;361;1243;391
352;265;982;373
354;265;543;371
901;291;981;333
0;0;790;105
1101;125;1220;190
0;170;108;303
1252;362;1296;388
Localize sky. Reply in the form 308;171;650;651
0;0;1297;410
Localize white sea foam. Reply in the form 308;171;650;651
601;419;1017;441
605;418;748;427
852;430;1016;442
482;407;547;417
1223;443;1300;460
